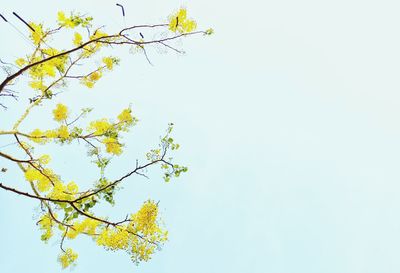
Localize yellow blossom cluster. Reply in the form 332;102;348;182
57;125;70;139
57;11;93;29
38;154;51;165
97;227;131;250
81;71;103;88
38;214;54;242
73;32;83;46
27;105;136;157
88;119;112;135
26;48;68;93
28;55;56;87
79;30;111;59
57;12;76;28
131;200;160;236
29;22;45;45
102;57;114;70
15;58;27;67
42;48;68;73
117;108;134;125
88;108;137;155
103;137;122;155
168;8;197;33
53;103;69;122
66;218;100;239
28;80;47;92
29;129;47;144
96;200;167;263
24;167;55;192
58;248;78;269
116;107;137;133
29;125;71;144
47;180;78;200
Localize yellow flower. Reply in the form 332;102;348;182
42;63;56;77
41;48;68;73
103;137;122;155
57;125;70;139
57;11;75;28
66;181;78;194
42;47;59;56
91;30;108;40
81;78;95;88
66;218;99;239
38;214;54;242
58;248;78;269
15;58;26;67
80;71;102;88
57;11;67;24
39;168;56;192
73;32;82;46
24;167;53;192
96;228;130;250
47;181;66;199
29;129;46;144
102;57;114;70
29;22;45;45
29;81;47;91
89;71;101;81
89;119;112;135
52;103;69;122
45;129;58;138
117;108;134;124
131;200;160;235
168;8;197;33
38;154;51;165
24;167;41;182
95;200;167;263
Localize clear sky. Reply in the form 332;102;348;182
2;0;400;272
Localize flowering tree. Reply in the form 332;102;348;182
0;8;212;269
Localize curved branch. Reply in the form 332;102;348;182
0;23;205;94
73;158;164;203
0;151;32;163
0;34;118;93
0;182;70;203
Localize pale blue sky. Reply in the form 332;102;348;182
2;0;400;272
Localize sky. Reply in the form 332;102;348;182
1;0;400;272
